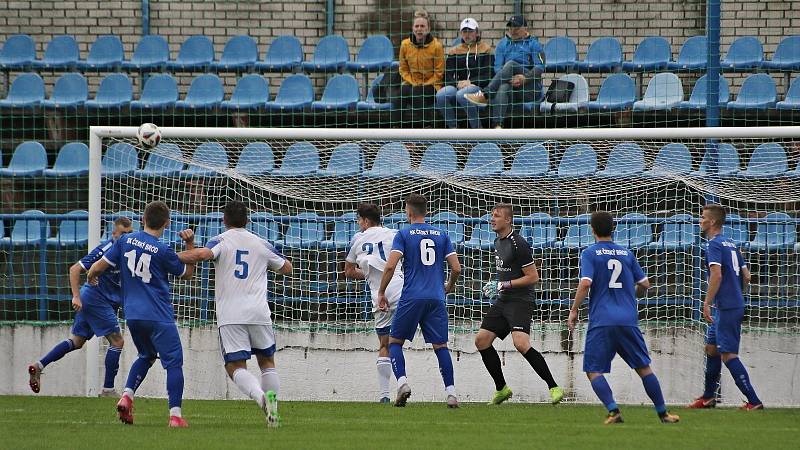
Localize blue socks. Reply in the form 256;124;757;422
166;367;184;409
389;343;406;379
125;357;153;392
703;353;722;399
103;346;122;389
434;347;455;388
725;357;761;405
590;375;618;412
641;373;667;415
40;339;76;368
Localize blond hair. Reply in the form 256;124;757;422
413;9;430;28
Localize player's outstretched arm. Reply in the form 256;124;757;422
377;251;402;311
86;259;110;286
343;261;365;280
178;229;196;280
178;247;214;264
568;278;592;331
444;253;462;294
68;262;84;311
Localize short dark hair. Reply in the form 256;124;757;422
703;204;726;228
114;216;133;229
492;203;514;219
143;201;170;230
590;211;614;238
405;194;427;216
357;203;381;226
224;201;248;228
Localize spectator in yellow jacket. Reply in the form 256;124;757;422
396;10;444;127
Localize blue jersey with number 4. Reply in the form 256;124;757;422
102;231;187;322
579;241;647;329
391;223;455;302
706;235;746;310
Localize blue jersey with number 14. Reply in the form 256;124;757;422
102;231;187;322
391;223;455;302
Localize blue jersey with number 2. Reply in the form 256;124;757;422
580;241;647;329
391;223;455;302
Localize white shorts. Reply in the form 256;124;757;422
218;324;276;363
374;288;400;333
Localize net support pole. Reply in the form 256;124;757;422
704;0;721;204
84;128;103;397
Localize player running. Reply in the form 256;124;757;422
343;203;404;404
28;217;133;396
378;194;462;408
568;211;679;424
688;204;763;410
177;201;292;427
87;201;195;428
475;204;563;405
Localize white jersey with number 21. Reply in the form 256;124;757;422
346;226;403;306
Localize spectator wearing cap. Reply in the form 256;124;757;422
464;15;545;128
434;18;495;129
396;9;445;127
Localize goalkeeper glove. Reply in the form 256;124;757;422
482;281;512;299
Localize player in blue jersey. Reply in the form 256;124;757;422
28;217;133;396
568;211;679;424
688;204;762;410
377;194;462;408
87;201;195;428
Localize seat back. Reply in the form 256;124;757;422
735;73;777;105
329;212;360;246
697;143;740;175
275;74;314;103
560;73;589;103
197;212;226;245
430;211;465;245
745;142;787;175
613;213;652;248
651;143;691;174
42;35;79;65
94;74;132;103
323;143;362;175
687;74;730;105
176;35;214;65
7;141;47;171
186;142;228;173
658;214;697;246
544;36;577;65
5;73;44;102
384;212;409;230
785;77;800;102
370;142;411;175
320;74;359;103
131;35;169;65
419;143;457;175
50;73;88;103
248;213;280;242
584;37;622;64
236;142;274;176
52;142;89;172
231;74;269;103
86;35;124;64
102;143;139;173
723;213;750;245
461;143;503;175
631;36;671;65
558;144;597;176
0;34;35;64
675;36;707;66
219;35;258;64
466;214;494;247
139;74;178;103
604;142;645;175
284;212;326;246
141;143;183;173
11;209;48;243
723;36;763;65
771;35;800;64
562;215;594;248
356;35;393;64
55;210;89;245
508;143;549;176
312;35;349;64
184;74;224;103
264;35;303;64
277;141;320;174
595;73;635;103
520;213;557;247
641;72;683;105
752;212;796;247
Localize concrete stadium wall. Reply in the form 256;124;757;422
2;324;798;407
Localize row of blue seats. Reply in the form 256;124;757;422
2;140;799;178
2;210;797;252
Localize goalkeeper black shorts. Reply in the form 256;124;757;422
479;299;535;339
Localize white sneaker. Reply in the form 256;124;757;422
394;383;412;407
99;388;119;397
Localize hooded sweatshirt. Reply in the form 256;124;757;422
399;33;445;91
444;39;494;89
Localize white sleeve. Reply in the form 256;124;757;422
345;234;360;263
206;236;225;260
264;242;286;271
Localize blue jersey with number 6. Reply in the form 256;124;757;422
102;231;187;322
706;234;746;310
391;223;455;302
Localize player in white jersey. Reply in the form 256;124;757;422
178;201;292;427
343;203;404;403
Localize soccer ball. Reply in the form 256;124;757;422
137;123;161;148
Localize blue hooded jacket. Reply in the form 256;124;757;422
494;33;545;75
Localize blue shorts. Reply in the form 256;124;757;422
127;319;183;369
390;298;448;344
71;288;120;339
705;307;743;354
583;325;651;373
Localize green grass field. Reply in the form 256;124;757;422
1;396;797;449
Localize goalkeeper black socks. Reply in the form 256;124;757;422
523;347;558;389
478;346;507;391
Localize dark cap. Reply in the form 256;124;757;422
506;15;527;27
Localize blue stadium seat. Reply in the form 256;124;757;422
302;35;349;72
543;36;577;72
255;35;303;72
520;213;557;248
101;143;138;177
555;144;597;177
311;74;360;110
265;74;314;111
363;142;411;177
677;74;730;109
737;143;787;178
723;213;751;247
456;143;504;176
174;74;224;110
346;35;394;72
0;141;47;177
276;212;327;249
248;212;280;243
553;214;593;249
643;143;692;176
504;143;549;176
32;35;79;70
417;143;457;176
0;34;35;69
0;73;44;108
272;141;319;176
211;35;258;72
691;143;740;176
320;212;360;250
121;35;170;71
77;35;124;70
762;36;800;71
622;36;672;72
539;74;589;113
726;73;776;110
44;142;89;177
197;212;225;245
431;211;465;245
220;74;269;110
356;74;394;111
749;212;796;251
129;74;178;110
613;213;652;249
317;143;362;176
40;73;88;109
235;142;274;176
179;142;228;177
381;211;406;230
597;142;645;177
632;73;683;111
584;73;636;111
776;76;800;110
573;37;622;72
463;214;495;251
0;210;48;247
667;36;707;71
647;214;697;250
134;143;184;178
166;35;215;71
721;36;763;70
84;73;133;109
162;215;193;246
47;210;88;248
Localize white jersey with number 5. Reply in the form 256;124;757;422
206;228;286;327
346;226;403;306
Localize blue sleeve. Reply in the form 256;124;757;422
494;39;507;73
162;246;187;277
79;243;108;270
102;239;122;268
391;230;405;255
707;241;722;267
579;249;594;281
531;40;545;70
630;253;646;283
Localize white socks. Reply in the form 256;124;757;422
261;367;280;395
233;368;265;407
397;375;408;387
170;406;182;417
377;357;392;399
123;387;135;399
445;385;456;397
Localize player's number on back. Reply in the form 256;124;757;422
124;250;152;283
362;242;387;261
730;250;740;277
607;259;622;289
420;238;435;266
234;249;249;279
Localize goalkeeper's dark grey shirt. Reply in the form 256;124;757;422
493;229;535;302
